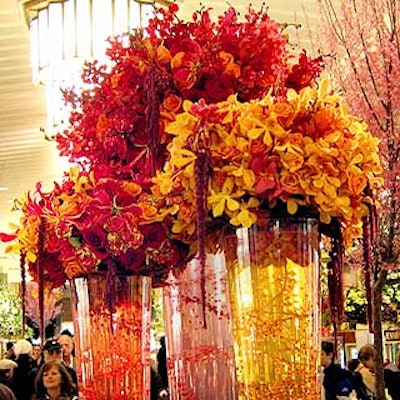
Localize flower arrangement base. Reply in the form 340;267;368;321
162;254;237;400
70;274;151;400
224;218;320;400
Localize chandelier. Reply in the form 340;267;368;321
19;0;171;137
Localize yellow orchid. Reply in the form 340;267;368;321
230;198;260;227
152;75;383;245
208;177;244;218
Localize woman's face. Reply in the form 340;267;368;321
364;356;375;371
32;346;41;360
42;365;62;390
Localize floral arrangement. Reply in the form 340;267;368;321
344;283;400;325
4;5;326;287
24;282;63;328
3;4;382;293
155;82;383;246
56;5;322;181
10;168;187;286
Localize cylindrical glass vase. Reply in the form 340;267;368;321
224;218;321;399
70;274;152;400
162;254;237;400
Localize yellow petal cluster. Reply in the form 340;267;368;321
154;76;383;244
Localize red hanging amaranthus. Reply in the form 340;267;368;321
144;68;160;177
327;219;345;334
106;257;117;333
20;253;26;337
194;130;211;329
37;218;45;344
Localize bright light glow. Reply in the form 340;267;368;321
92;0;113;57
25;0;159;137
0;187;9;191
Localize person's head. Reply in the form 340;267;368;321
35;360;75;396
321;341;335;367
347;358;360;372
160;336;165;348
5;342;13;351
358;344;376;371
0;359;17;379
57;334;74;362
14;339;32;359
42;339;62;362
32;345;42;361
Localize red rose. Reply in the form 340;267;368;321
141;224;167;249
80;227;108;259
119;249;146;272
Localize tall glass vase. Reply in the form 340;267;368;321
70;273;152;400
162;254;237;400
224;218;321;399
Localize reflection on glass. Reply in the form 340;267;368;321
225;218;321;399
71;274;151;400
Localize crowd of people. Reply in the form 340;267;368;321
0;330;78;400
0;333;168;400
321;340;400;400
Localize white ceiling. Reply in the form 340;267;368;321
0;0;321;281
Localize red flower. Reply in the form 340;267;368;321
286;52;324;92
80;227;108;259
119;249;146;272
204;74;236;103
141;224;167;249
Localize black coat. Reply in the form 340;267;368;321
384;368;400;400
12;355;35;400
323;363;349;400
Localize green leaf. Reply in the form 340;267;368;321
69;236;82;248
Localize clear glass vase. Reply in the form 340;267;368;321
224;218;321;399
70;273;152;400
162;254;237;400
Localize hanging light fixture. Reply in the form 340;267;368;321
18;0;171;137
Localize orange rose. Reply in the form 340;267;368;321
312;108;335;136
271;102;295;128
280;171;303;194
162;94;183;113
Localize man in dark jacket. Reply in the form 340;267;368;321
322;341;348;399
384;351;400;400
321;341;364;400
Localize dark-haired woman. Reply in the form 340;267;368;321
32;360;77;400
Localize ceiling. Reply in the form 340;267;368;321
0;0;321;281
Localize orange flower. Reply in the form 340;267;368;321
347;173;367;195
96;114;109;137
155;44;171;64
171;52;199;90
280;171;303;194
219;51;240;78
162;94;183;113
